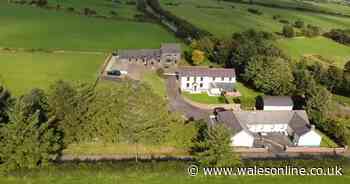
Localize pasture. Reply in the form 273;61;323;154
0;51;106;96
47;0;139;19
0;2;177;51
160;0;350;37
277;36;350;68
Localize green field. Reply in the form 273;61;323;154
1;162;350;184
47;0;139;19
277;36;350;67
183;92;230;104
160;0;350;37
0;1;177;51
141;71;167;98
0;51;106;96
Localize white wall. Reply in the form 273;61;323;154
297;130;322;147
231;130;254;147
180;76;236;94
263;106;293;111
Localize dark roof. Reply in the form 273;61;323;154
216;111;245;134
118;49;160;59
210;83;235;92
289;113;311;136
263;96;293;107
161;43;181;54
216;110;311;136
178;67;236;78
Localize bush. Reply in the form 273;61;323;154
247;8;263;15
279;19;289;24
110;10;117;16
294;20;305;29
156;68;165;78
282;25;295;38
272;14;281;20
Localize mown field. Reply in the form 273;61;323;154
0;1;177;51
47;0;139;19
277;36;350;68
1;162;350;184
0;51;106;96
160;0;350;38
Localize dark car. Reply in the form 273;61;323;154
213;107;227;115
107;70;121;76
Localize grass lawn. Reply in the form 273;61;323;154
183;92;229;104
47;0;139;19
141;71;167;98
1;162;350;184
333;94;350;107
317;130;339;148
277;36;350;68
63;143;189;157
160;0;350;38
234;82;263;110
0;2;177;51
0;51;106;96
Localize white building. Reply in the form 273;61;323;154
212;110;321;147
178;67;236;96
263;96;294;111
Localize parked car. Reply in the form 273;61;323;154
107;70;121;76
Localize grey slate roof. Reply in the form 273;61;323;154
263;96;293;107
161;43;181;54
178;67;236;78
215;110;311;136
210;82;235;92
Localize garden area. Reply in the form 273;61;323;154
182;82;262;110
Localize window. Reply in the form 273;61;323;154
187;77;190;81
213;77;216;81
200;77;203;81
186;83;190;88
194;77;197;81
200;83;203;88
229;77;232;81
221;77;224;81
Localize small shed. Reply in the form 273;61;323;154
263;96;293;111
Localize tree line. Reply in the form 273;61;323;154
0;80;198;173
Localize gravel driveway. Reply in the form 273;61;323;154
166;75;211;121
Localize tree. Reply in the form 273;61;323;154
294;20;305;29
292;60;317;96
48;81;95;144
194;124;240;167
0;97;61;173
0;85;13;124
305;85;332;125
282;25;295;38
191;49;205;65
136;0;146;11
325;65;344;92
244;56;295;95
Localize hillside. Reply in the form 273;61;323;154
160;0;350;37
0;1;177;51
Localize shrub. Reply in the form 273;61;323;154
294;20;305;29
279;19;289;24
282;25;295;38
247;8;263;15
110;10;117;16
272;14;281;20
156;68;165;78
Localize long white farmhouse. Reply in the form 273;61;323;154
177;67;236;96
211;110;322;147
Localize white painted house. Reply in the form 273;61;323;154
263;96;294;111
178;67;236;96
212;110;321;147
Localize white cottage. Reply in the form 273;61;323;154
212;110;322;147
178;67;236;96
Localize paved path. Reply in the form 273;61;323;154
166;76;211;121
